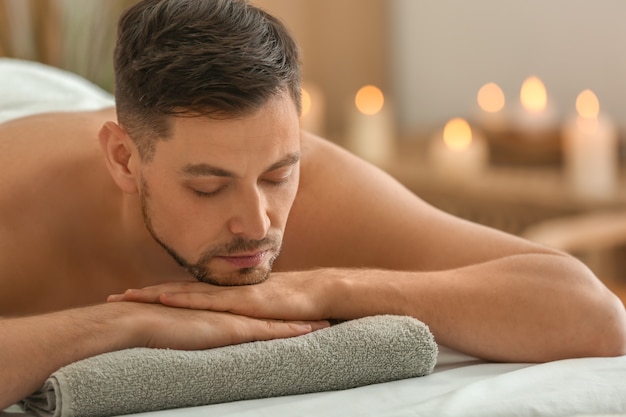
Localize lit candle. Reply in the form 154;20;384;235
428;117;489;180
513;76;557;135
562;89;618;199
300;83;326;136
346;84;395;166
475;82;508;133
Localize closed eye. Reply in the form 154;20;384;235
190;185;228;198
261;167;295;185
262;178;289;187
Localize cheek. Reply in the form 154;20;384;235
147;187;224;249
272;179;300;226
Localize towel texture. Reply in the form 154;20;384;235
21;315;437;417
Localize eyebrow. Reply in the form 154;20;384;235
180;152;301;178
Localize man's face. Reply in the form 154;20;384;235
136;93;301;286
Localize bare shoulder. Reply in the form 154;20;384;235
0;108;114;215
0;108;116;315
0;108;115;179
277;131;556;271
0;107;115;152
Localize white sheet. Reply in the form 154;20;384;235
2;58;625;417
0;58;114;123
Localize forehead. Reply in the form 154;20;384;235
152;94;300;169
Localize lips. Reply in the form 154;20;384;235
217;251;268;269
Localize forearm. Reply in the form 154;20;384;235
329;253;626;362
0;300;322;409
0;303;140;409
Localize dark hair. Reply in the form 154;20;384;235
113;0;302;161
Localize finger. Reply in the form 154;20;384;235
161;294;332;333
106;291;150;302
308;320;331;331
252;320;314;341
107;288;163;303
106;294;123;302
138;280;200;292
121;283;199;302
159;290;271;317
253;320;329;340
158;292;220;310
260;319;331;331
140;312;315;350
108;281;203;302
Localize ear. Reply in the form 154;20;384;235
98;121;140;194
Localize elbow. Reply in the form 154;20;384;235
553;255;626;359
575;285;626;358
594;295;626;357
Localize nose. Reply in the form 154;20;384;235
227;186;271;240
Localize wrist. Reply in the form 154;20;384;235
323;268;409;320
315;268;366;320
76;302;151;351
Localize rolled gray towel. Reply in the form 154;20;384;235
21;315;437;417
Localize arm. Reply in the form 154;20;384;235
113;133;626;362
0;303;325;409
113;257;626;363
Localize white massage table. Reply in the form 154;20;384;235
2;58;625;417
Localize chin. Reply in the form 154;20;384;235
194;266;271;286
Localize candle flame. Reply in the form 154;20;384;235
355;85;384;116
520;76;547;113
477;82;505;113
576;89;600;133
301;87;312;117
576;89;599;119
443;118;472;151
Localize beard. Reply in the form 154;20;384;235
139;179;281;286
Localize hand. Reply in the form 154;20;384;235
108;270;340;321
114;301;329;350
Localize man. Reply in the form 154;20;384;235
1;0;625;409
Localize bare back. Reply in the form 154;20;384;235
0;109;129;314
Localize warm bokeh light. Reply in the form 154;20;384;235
355;85;384;115
301;87;312;117
477;82;505;113
520;76;547;113
576;89;600;133
576;89;600;119
443;118;472;151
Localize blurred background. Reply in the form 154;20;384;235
1;0;625;295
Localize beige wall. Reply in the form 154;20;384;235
254;0;389;141
390;0;626;136
0;0;390;141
